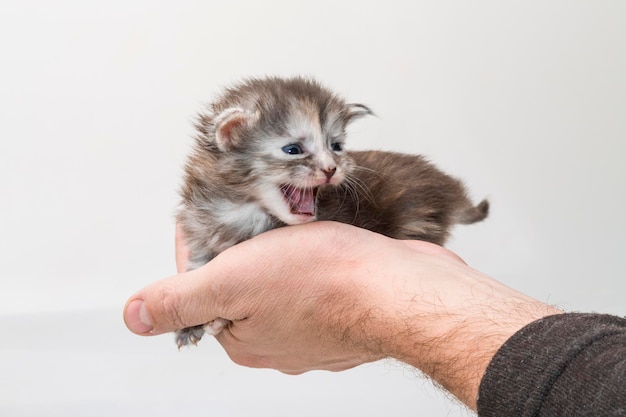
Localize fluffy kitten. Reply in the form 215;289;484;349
175;76;488;347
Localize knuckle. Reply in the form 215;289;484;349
154;285;188;329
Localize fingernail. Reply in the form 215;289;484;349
125;299;153;334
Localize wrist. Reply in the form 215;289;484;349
376;261;562;410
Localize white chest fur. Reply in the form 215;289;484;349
214;199;275;236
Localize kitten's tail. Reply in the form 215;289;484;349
457;199;490;224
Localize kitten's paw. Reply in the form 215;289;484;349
175;325;205;349
175;318;231;349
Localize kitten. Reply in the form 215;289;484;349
175;76;488;347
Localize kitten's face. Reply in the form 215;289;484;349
249;105;354;225
201;77;371;225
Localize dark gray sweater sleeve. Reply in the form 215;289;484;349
477;313;626;416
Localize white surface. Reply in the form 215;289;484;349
1;1;625;416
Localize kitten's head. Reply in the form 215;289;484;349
194;76;372;225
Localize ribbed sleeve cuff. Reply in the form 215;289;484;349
477;313;626;417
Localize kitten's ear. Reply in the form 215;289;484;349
213;107;256;151
343;103;374;125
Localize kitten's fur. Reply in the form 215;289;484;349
175;76;488;347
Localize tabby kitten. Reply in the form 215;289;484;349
175;76;488;347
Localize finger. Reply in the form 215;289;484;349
126;226;289;337
175;223;190;273
215;326;372;373
279;357;368;374
123;266;225;336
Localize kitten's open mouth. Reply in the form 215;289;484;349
280;185;318;216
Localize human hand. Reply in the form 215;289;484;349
127;222;431;371
124;221;560;410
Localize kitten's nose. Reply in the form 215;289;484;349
322;167;337;180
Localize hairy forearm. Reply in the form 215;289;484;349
414;301;562;409
372;259;562;410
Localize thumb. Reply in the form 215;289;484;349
123;266;224;336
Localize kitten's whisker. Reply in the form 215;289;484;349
344;181;361;222
345;174;376;208
348;166;383;208
333;181;356;217
352;165;384;180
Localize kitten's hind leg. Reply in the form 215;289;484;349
175;318;231;349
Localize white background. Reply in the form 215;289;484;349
1;1;624;416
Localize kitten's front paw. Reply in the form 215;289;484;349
175;318;231;349
175;325;205;349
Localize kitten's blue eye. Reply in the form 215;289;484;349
331;142;343;152
282;144;303;155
